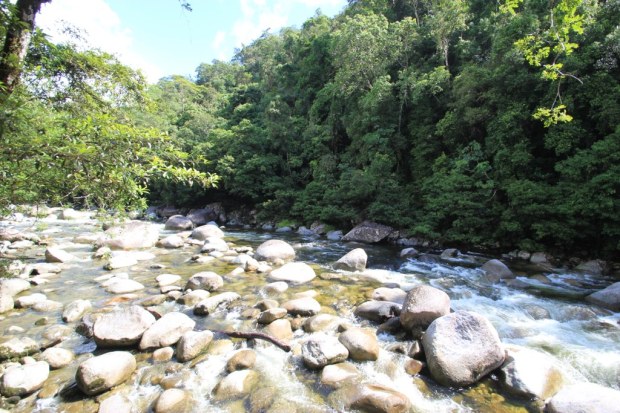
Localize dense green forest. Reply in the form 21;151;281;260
1;0;619;258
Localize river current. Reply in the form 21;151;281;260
1;215;619;413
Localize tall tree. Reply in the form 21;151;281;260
0;0;50;101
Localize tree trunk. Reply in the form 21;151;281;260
0;0;51;99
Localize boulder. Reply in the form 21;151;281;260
177;290;210;307
185;272;223;292
302;336;349;369
156;273;181;287
104;278;145;294
266;319;293;341
326;230;343;241
333;248;367;272
214;370;259;400
329;383;411;413
400;285;450;331
338;327;380;361
40;347;74;369
586;282;620;311
575;259;609;276
45;247;78;263
0;337;39;360
481;259;514;281
303;314;342;333
62;299;92;323
157;234;185;249
164;215;194;231
257;308;287;324
98;394;133;413
440;248;459;259
268;262;316;284
546;382;620;413
15;293;47;308
176;330;214;362
500;345;563;400
282;297;321;316
104;254;138;270
530;252;556;269
93;305;156;347
0;292;13;314
321;363;361;389
372;287;407;304
76;351;136;396
226;349;257;372
0;361;49;397
400;247;419;258
200;237;229;253
139;312;196;350
193;292;240;316
255;239;295;263
187;209;210;226
422;311;505;387
190;224;224;240
155;388;191;413
354;300;401;323
341;221;393;243
0;278;30;297
98;221;160;250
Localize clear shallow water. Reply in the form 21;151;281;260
1;217;619;412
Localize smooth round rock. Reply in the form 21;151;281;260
191;224;224;240
176;330;214;362
255;240;295;263
76;351;136;396
62;299;92;323
422;311;505;387
268;262;316;284
333;248;367;272
400;285;450;330
338;327;380;361
302;336;349;369
282;297;321;316
139;312;196;350
40;347;74;369
226;349;257;372
0;361;49;397
155;388;191;413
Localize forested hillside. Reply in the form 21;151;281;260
2;0;620;258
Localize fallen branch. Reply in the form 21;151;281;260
215;330;291;352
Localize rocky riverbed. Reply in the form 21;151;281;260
0;207;619;413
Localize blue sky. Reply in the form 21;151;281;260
38;0;348;83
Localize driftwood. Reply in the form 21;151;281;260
215;330;291;352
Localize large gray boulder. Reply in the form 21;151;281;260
0;361;49;397
255;239;295;263
546;382;620;413
341;221;394;243
575;259;609;276
400;285;450;330
164;215;194;231
354;300;401;323
139;312;196;350
481;259;514;281
98;221;160;250
338;327;380;361
302;336;349;369
500;345;563;400
268;262;316;284
190;224;224;240
422;311;505;387
93;305;156;347
586;282;620;311
76;351;136;396
333;248;367;272
185;272;223;292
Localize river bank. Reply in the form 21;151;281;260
0;207;619;412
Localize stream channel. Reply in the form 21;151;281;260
1;213;619;413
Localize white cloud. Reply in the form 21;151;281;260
37;0;163;82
